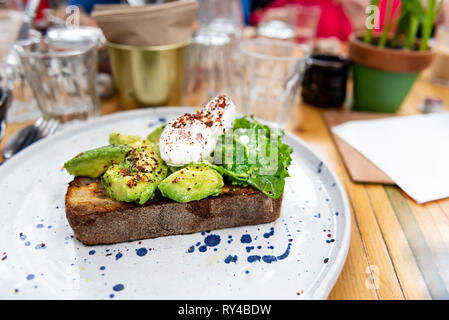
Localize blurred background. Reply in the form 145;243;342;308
1;0;449;150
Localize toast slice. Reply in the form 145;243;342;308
65;177;283;245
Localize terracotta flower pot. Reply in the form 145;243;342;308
348;34;435;113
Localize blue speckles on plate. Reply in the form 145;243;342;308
277;243;292;260
186;223;296;270
247;255;261;263
245;246;254;253
224;255;238;264
136;248;148;257
262;255;277;263
191;234;222;253
204;234;220;247
34;243;46;250
112;284;125;292
263;227;275;239
240;234;252;244
317;161;323;174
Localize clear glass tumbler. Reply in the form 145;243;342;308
257;4;320;54
429;25;449;87
239;38;307;128
197;0;244;42
14;37;99;123
0;9;41;123
185;30;236;105
184;0;244;107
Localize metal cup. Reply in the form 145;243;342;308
107;40;190;109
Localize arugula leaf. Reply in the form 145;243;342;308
212;116;293;199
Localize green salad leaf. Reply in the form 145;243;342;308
211;116;293;199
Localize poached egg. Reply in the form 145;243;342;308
159;95;236;166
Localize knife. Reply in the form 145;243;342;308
16;0;42;41
1;125;40;162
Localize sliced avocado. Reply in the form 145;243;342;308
109;132;144;147
146;124;166;145
158;165;224;203
101;144;168;205
64;145;130;178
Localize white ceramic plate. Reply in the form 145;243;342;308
0;108;350;300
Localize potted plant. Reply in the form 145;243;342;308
349;0;443;113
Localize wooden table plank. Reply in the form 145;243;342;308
292;103;404;299
385;186;449;299
343;182;404;299
403;194;449;297
327;171;382;299
438;201;449;218
365;185;431;299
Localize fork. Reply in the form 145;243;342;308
2;117;59;162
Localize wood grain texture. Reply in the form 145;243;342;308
365;185;431;299
2;71;449;300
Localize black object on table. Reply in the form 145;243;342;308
301;54;349;108
0;87;11;142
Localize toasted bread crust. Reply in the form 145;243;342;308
65;177;283;245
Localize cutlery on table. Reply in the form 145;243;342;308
16;0;41;41
0;88;10;143
2;118;59;162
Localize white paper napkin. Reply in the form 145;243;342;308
332;112;449;203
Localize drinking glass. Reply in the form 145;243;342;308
0;9;22;63
5;30;43;123
293;5;320;52
185;31;235;105
184;0;244;106
197;0;244;42
257;4;320;54
239;38;307;128
0;9;43;123
429;25;449;87
14;37;99;123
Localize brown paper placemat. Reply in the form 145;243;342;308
322;110;395;185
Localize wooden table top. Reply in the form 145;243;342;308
1;72;448;300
